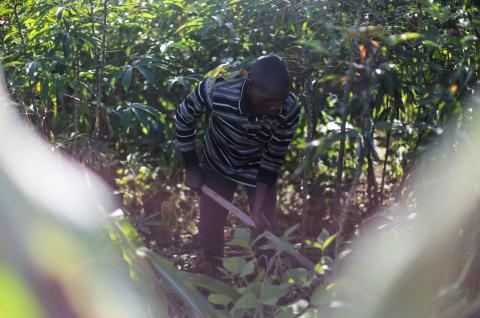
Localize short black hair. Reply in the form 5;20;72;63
248;54;291;93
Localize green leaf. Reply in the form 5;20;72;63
114;217;144;248
138;13;155;19
183;272;239;300
121;108;132;129
160;40;175;53
75;32;96;47
25;61;37;80
40;79;49;105
305;239;323;249
276;299;309;317
211;15;222;26
260;231;293;252
122;67;133;92
387;32;423;45
226;239;250;249
310;130;358;160
321;256;334;267
135;66;156;86
310;285;333;306
283;224;299;238
167;76;190;92
259;283;288;305
234;293;257;310
223;257;246;276
64;33;73;58
233;228;251;241
56;6;64;20
239;259;255;278
208;294;231;306
175;18;205;34
225;22;234;31
171;42;190;52
322;234;337;250
422;39;439;48
297;39;328;55
314;263;325;274
0;9;14;16
285;268;310;284
375;0;386;8
143;250;223;318
129;103;160;119
317;228;330;245
0;265;43;318
345;26;381;39
131;107;149;127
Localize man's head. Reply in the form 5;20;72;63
247;54;291;116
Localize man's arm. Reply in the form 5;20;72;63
175;77;213;189
252;94;301;232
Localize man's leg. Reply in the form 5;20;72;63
198;163;237;270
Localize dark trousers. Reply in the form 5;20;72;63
199;161;278;259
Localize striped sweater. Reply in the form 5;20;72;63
175;75;300;187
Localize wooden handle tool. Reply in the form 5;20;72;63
200;185;315;270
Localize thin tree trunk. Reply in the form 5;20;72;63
380;130;391;205
334;134;365;268
334;85;351;215
366;141;378;209
13;1;29;118
13;2;27;56
301;72;316;249
395;131;424;201
334;1;367;272
91;0;110;138
334;1;364;219
73;40;82;157
291;0;317;250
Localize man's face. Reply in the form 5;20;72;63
249;84;289;116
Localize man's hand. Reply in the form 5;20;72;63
251;181;273;234
185;166;205;191
253;211;272;234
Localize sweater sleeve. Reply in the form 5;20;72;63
257;93;300;186
174;77;213;168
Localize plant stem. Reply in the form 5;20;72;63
380;130;391;205
366;141;378;209
334;0;364;224
92;0;110;138
333;0;365;275
12;1;29;117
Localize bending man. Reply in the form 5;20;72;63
174;54;300;274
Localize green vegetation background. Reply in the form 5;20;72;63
1;0;479;317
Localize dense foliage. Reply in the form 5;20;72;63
1;0;480;317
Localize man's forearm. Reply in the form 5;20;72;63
252;180;275;233
181;149;199;169
254;166;279;214
252;181;271;214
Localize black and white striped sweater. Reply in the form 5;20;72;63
175;75;300;187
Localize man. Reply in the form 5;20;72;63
174;54;300;274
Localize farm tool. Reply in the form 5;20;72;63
201;185;315;270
